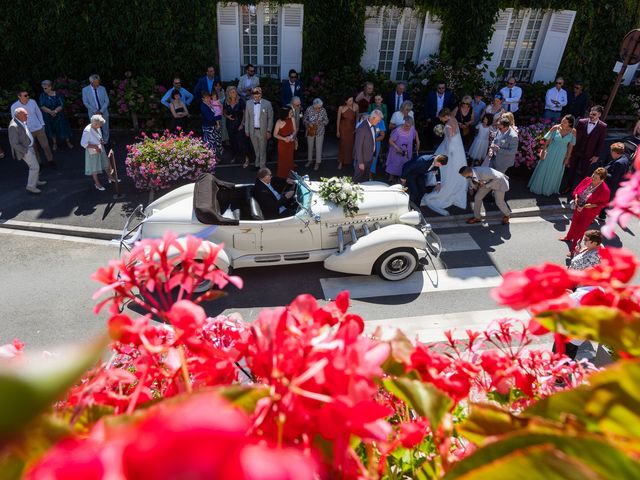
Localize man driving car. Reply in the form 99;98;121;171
252;168;296;219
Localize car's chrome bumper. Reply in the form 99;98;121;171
118;204;146;255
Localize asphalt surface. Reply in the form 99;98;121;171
2;215;638;352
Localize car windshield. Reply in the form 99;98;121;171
291;171;313;215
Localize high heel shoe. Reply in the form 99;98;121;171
66;140;74;149
314;163;320;171
337;163;343;170
108;178;122;184
243;159;250;169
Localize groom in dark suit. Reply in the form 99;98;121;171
425;82;456;149
252;168;296;219
562;105;607;193
352;110;384;183
400;154;448;205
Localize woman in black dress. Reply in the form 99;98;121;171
169;89;189;131
455;95;475;152
223;85;248;166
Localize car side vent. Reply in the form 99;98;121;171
283;253;310;261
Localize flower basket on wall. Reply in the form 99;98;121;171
125;130;216;191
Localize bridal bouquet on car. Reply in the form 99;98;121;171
433;124;445;137
318;176;363;216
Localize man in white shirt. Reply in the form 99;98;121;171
499;77;522;120
8;108;47;193
237;64;260;101
243;87;273;170
11;90;55;168
543;77;568;122
82;74;110;143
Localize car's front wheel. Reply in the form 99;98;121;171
373;248;418;281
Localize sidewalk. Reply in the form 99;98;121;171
0;131;620;238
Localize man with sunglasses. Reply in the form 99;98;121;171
565;82;589;120
238;64;260;101
543;77;568;122
562;105;608;193
160;78;194;108
11;90;55;168
281;69;303;107
499;77;522;121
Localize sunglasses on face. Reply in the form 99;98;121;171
556;82;563;85
290;75;297;79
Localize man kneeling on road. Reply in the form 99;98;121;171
252;168;296;219
400;154;448;205
459;166;511;225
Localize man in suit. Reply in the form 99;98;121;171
425;82;456;148
563;105;607;193
237;64;260;101
244;87;273;170
386;82;410;117
193;66;220;102
8;108;47;194
400;154;448;205
82;74;110;143
564;82;589;119
459;166;511;225
252;168;296;219
598;142;630;220
352;110;384;183
11;89;55;167
489;118;519;173
281;69;303;107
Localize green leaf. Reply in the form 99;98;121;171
458;403;531;445
214;385;270;413
525;359;640;442
444;433;640;480
533;306;640;356
378;329;415;376
383;378;452;430
0;336;108;441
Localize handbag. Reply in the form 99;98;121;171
307;123;318;137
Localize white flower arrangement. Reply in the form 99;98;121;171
433;124;445;137
318;176;364;217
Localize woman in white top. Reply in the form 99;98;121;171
389;100;414;130
80;114;115;191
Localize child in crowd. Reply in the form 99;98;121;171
468;113;493;166
209;91;223;128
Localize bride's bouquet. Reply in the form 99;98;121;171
433;124;445;137
318;177;363;217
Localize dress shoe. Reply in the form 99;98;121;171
466;217;482;224
502;215;510;225
26;186;41;194
36;180;47;186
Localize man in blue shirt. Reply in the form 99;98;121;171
160;78;194;108
193;66;220;101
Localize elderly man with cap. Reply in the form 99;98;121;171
8;107;47;194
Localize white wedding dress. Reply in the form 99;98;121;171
420;121;468;215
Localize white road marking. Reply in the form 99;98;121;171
0;228;116;246
364;308;530;344
320;265;502;300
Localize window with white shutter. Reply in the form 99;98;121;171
239;4;281;78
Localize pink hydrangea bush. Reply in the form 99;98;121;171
125;130;216;190
514;119;553;169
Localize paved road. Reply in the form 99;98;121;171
2;214;638;352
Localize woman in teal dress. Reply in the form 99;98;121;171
528;114;576;196
39;80;73;150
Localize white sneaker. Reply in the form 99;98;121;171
36;180;47;186
95;184;106;191
26;186;41;194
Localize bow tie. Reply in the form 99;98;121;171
589;122;596;125
254;102;260;105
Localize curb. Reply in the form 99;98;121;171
0;220;121;241
426;203;569;228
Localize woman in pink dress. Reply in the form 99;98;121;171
386;116;419;183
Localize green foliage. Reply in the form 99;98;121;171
302;0;367;77
0;336;107;441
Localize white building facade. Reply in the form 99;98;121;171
216;3;585;84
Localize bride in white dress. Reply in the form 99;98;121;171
421;108;468;215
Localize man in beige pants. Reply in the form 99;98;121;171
11;90;56;168
8;108;47;194
459;166;511;225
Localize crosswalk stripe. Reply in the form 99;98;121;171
363;308;530;344
437;233;481;252
320;266;502;300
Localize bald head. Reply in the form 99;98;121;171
14;107;27;122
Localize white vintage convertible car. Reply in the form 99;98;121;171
120;172;441;282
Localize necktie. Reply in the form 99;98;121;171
94;88;101;110
507;88;512;112
396;95;400;111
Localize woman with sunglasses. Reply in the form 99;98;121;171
454;96;474;151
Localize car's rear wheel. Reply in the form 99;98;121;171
374;248;418;281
